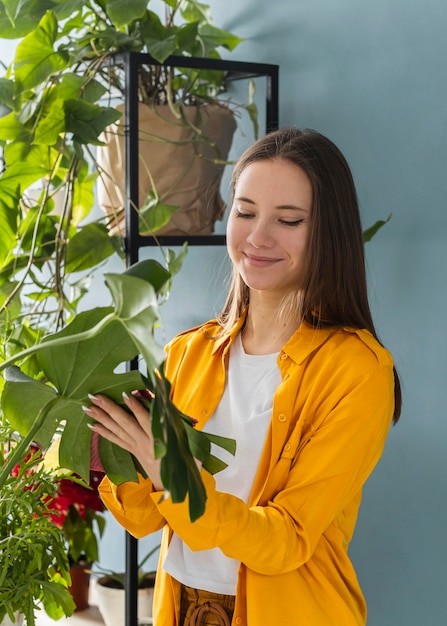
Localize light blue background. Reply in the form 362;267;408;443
2;1;446;623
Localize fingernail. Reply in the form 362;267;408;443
86;423;96;431
88;394;99;403
82;405;95;415
122;391;130;404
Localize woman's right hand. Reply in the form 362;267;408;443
83;392;164;491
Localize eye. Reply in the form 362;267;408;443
279;218;305;227
234;208;254;219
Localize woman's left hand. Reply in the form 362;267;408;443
83;393;163;490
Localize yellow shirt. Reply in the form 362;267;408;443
99;315;395;626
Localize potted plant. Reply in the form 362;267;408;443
46;466;107;611
0;0;258;239
0;428;76;626
94;544;160;626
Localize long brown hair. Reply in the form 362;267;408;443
218;128;401;422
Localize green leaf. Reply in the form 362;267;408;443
65;223;121;272
0;163;45;267
165;242;188;277
139;192;180;233
104;271;166;374
1;305;150;480
122;257;172;293
0;77;14;110
0;258;235;521
105;0;148;27
199;24;243;53
1;374;60;448
0;280;21;320
34;99;66;145
14;11;68;91
175;21;200;55
140;12;181;63
205;432;237;456
0;0;77;39
72;171;97;224
180;0;212;24
363;213;392;243
58;73;107;104
0;110;28;142
64;99;122;145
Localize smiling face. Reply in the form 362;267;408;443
226;158;313;301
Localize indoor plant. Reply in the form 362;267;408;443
0;428;76;626
0;257;235;524
47;467;107;611
0;0;257;238
94;544;160;626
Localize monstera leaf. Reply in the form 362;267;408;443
0;258;235;521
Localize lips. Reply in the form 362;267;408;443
243;252;280;267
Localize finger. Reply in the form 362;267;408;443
84;396;140;442
122;392;153;436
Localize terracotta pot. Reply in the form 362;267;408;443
68;561;92;612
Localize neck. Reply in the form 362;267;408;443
241;295;301;355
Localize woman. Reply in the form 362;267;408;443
86;128;401;626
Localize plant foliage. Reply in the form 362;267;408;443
0;258;235;523
0;432;75;626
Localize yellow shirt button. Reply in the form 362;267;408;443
283;373;289;381
284;443;291;452
280;353;288;360
235;618;243;625
278;413;287;422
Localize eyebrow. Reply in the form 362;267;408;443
234;196;309;213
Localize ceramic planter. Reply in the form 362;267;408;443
95;574;156;626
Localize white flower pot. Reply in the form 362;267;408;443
95;576;154;626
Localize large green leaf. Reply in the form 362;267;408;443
14;11;68;91
1;258;235;520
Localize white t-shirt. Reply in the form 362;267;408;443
163;333;281;594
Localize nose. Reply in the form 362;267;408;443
246;219;274;249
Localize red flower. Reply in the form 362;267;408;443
47;471;105;527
